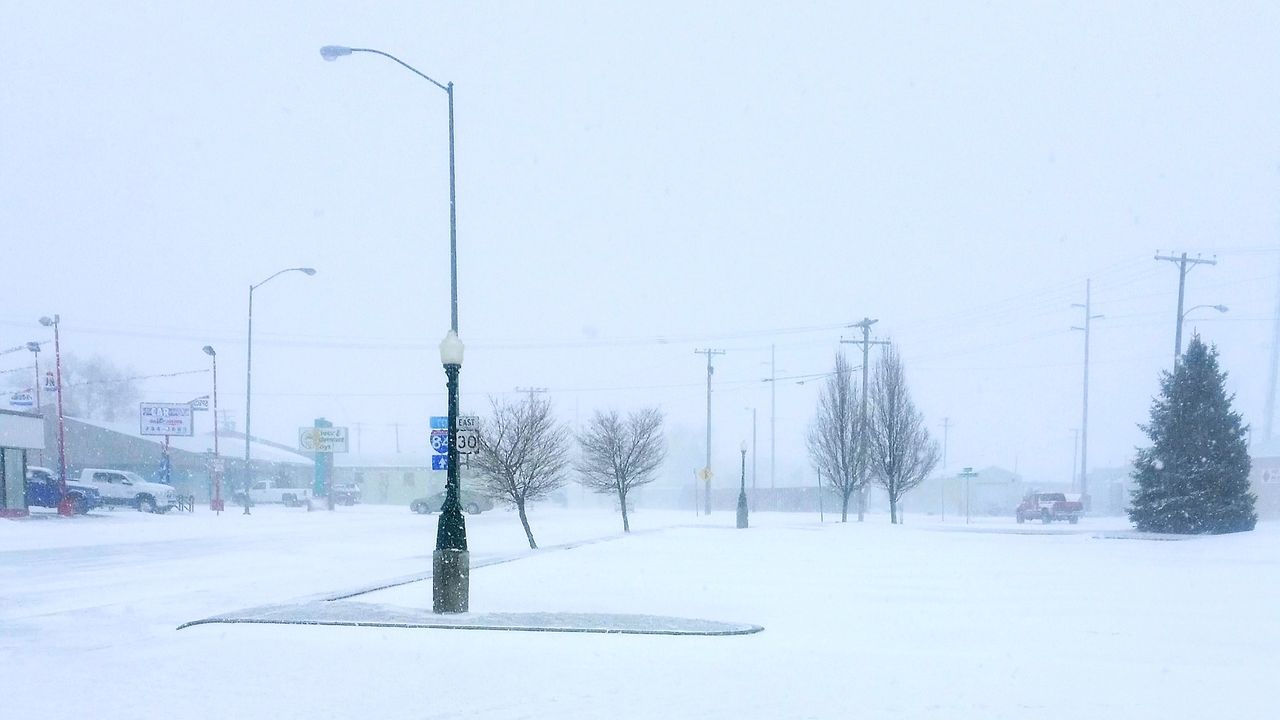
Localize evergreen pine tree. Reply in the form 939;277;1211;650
1128;335;1256;533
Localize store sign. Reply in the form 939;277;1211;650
140;402;194;437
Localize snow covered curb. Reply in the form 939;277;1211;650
178;601;763;636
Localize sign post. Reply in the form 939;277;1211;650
299;421;347;511
958;467;979;525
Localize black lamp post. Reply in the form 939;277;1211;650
244;267;315;515
38;315;72;516
737;440;749;529
321;44;468;613
435;330;468;612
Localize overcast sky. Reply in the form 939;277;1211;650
3;1;1278;488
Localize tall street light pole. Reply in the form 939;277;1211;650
203;346;223;513
1178;304;1229;356
38;316;72;516
244;267;316;515
322;44;468;613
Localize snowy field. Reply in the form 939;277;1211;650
3;505;1277;719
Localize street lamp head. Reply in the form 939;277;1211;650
39;316;55;327
439;330;465;366
26;342;40;353
320;45;353;61
202;345;216;357
1213;305;1229;313
299;267;317;276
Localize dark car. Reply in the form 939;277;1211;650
332;483;360;506
25;466;100;514
410;490;494;515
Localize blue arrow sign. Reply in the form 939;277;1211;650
431;455;448;471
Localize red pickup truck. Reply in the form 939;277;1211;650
1015;492;1083;524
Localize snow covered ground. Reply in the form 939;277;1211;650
3;505;1276;719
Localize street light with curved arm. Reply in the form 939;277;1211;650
321;44;468;613
1177;304;1228;362
243;267;316;514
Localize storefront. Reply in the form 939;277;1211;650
0;409;45;517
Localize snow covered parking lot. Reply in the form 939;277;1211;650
3;507;1277;719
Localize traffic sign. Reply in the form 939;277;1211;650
299;426;350;453
189;396;210;412
430;429;449;453
430;416;448;429
43;371;56;394
432;455;448;471
457;428;479;455
8;389;34;409
698;467;714;481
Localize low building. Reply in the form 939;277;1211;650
334;453;441;506
334;453;498;506
1250;455;1280;520
1;409;45;517
41;414;312;502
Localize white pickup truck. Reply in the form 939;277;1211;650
74;468;177;513
235;480;312;507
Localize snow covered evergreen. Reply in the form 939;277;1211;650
1128;336;1256;534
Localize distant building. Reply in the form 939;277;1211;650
1250;455;1280;520
39;414;312;502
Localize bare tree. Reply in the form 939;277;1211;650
60;354;140;421
807;352;865;522
576;407;666;533
472;395;571;549
867;344;939;524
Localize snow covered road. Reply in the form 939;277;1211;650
3;507;1277;719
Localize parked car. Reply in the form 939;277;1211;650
233;479;311;507
410;490;494;515
332;483;360;506
25;466;100;514
1016;491;1083;524
73;468;176;513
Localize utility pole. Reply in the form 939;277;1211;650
1156;251;1217;363
939;417;950;469
747;407;757;511
1070;428;1080;492
770;344;776;494
1072;281;1103;501
694;349;726;516
515;386;548;404
841;317;888;522
1265;252;1280;448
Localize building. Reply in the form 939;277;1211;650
41;414;312;502
1250;455;1280;520
1;409;45;517
334;453;444;506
